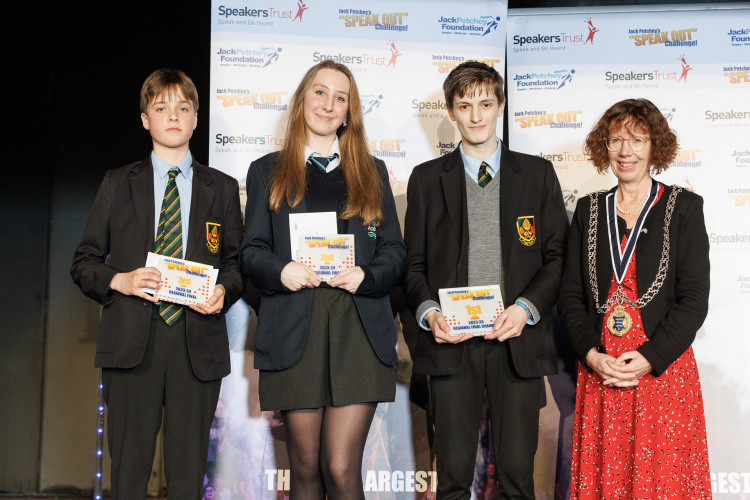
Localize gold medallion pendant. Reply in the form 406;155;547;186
606;304;632;337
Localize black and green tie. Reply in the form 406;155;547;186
309;153;339;171
155;168;183;325
478;161;492;188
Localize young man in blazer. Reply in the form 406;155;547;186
70;69;243;499
403;61;568;499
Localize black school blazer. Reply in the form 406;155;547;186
240;152;406;371
558;183;710;375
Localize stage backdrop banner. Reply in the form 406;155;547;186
507;5;750;499
208;1;508;498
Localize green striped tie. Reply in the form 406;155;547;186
155;168;184;325
309;153;339;171
478;161;492;188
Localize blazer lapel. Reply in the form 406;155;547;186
186;162;215;260
499;146;522;269
594;187;617;306
635;182;668;297
130;159;155;253
440;149;467;247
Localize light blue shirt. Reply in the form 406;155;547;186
152;151;193;254
459;138;501;183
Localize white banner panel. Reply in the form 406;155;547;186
209;1;508;498
508;6;750;499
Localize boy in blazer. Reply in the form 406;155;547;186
70;69;243;499
403;61;568;499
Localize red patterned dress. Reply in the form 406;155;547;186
570;227;712;499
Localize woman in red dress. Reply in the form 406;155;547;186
559;98;711;499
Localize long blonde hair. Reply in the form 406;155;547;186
268;60;383;225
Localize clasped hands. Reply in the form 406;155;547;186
585;348;653;387
425;305;529;344
280;261;364;294
109;267;226;315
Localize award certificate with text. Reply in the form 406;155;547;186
438;285;504;336
143;252;219;307
297;234;355;281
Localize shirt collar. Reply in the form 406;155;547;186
459;138;502;182
151;151;193;180
305;137;341;172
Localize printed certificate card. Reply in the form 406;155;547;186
144;252;219;307
438;285;504;336
298;234;355;281
289;211;337;261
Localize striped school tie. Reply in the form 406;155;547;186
309;153;339;171
478;161;492;188
155;168;184;325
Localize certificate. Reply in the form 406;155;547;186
289;211;337;261
297;234;355;281
143;252;219;307
438;285;504;336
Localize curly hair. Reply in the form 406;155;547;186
584;98;678;175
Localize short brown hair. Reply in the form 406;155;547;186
140;68;199;113
584;98;678;175
443;61;505;110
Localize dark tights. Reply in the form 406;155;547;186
281;403;376;500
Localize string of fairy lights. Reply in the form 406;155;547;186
94;370;104;500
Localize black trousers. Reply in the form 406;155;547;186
102;307;221;500
430;338;542;500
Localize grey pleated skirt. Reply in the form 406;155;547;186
258;286;395;411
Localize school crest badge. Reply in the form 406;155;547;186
206;222;221;253
516;216;536;246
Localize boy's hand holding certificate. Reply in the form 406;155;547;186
438;285;504;336
143;252;218;307
298;234;355;281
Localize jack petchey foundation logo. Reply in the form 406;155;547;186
727;27;750;46
438;14;503;37
514;109;583;130
338;8;409;33
511;17;598;53
361;94;384;115
513;69;576;91
216;46;283;68
660;106;678;121
733;149;750;167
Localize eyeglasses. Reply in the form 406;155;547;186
605;136;650;152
